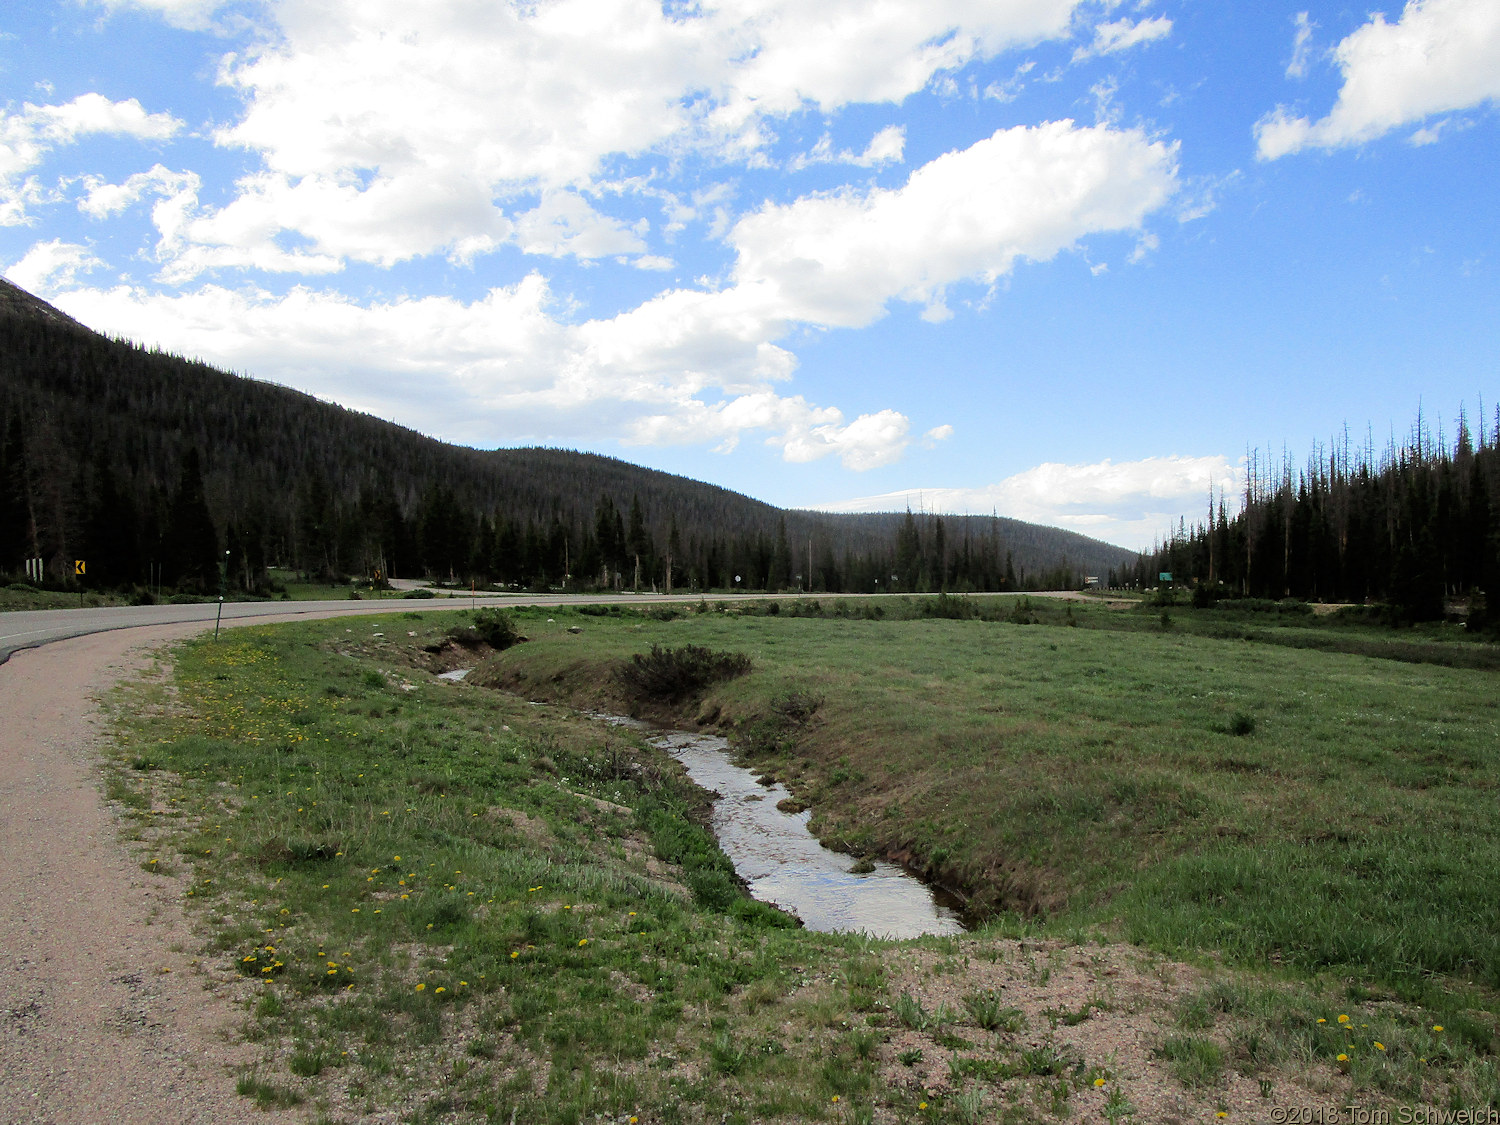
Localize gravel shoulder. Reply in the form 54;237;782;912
0;623;300;1125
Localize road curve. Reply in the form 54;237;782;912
1;589;1118;666
0;591;790;665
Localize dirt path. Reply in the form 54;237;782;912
0;623;297;1125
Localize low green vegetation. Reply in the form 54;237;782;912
0;580;129;610
105;614;914;1121
492;596;1500;978
104;595;1500;1119
486;597;1500;1011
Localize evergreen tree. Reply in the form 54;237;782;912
83;462;141;587
769;516;791;590
626;494;653;588
0;415;34;573
895;509;920;591
162;448;220;591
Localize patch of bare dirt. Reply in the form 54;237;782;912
877;938;1331;1124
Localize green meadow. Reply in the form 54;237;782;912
491;597;1500;991
103;595;1500;1121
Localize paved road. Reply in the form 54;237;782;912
0;591;791;664
1;589;1114;665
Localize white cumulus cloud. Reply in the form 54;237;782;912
1256;0;1500;159
125;0;1089;274
513;192;650;262
86;0;240;32
788;126;907;171
11;114;1177;471
5;239;107;291
729;120;1179;327
20;271;907;469
1286;12;1316;80
1073;15;1173;62
1;94;183;224
820;454;1244;549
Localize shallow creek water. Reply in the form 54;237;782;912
597;715;966;939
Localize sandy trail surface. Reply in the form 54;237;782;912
0;622;298;1125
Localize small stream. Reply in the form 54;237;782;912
443;662;966;939
598;715;966;939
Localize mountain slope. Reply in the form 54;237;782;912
0;278;1135;591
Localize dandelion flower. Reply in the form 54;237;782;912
1337;1053;1348;1062
1374;1042;1385;1051
578;939;588;947
435;987;446;994
1337;1014;1350;1024
1094;1078;1106;1087
510;951;519;959
1433;1025;1444;1032
919;1103;927;1110
415;983;425;991
1316;1018;1326;1024
1216;1114;1227;1120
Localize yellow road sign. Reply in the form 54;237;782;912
74;560;85;575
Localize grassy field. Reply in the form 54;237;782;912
102;596;1500;1121
488;598;1500;988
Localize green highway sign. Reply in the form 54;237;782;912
1158;571;1172;581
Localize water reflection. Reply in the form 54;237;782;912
601;718;965;939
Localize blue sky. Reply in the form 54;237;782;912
2;0;1497;549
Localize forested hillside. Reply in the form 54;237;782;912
1142;412;1500;625
0;279;1132;596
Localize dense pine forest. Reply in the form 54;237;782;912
0;279;1131;597
1141;410;1500;626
